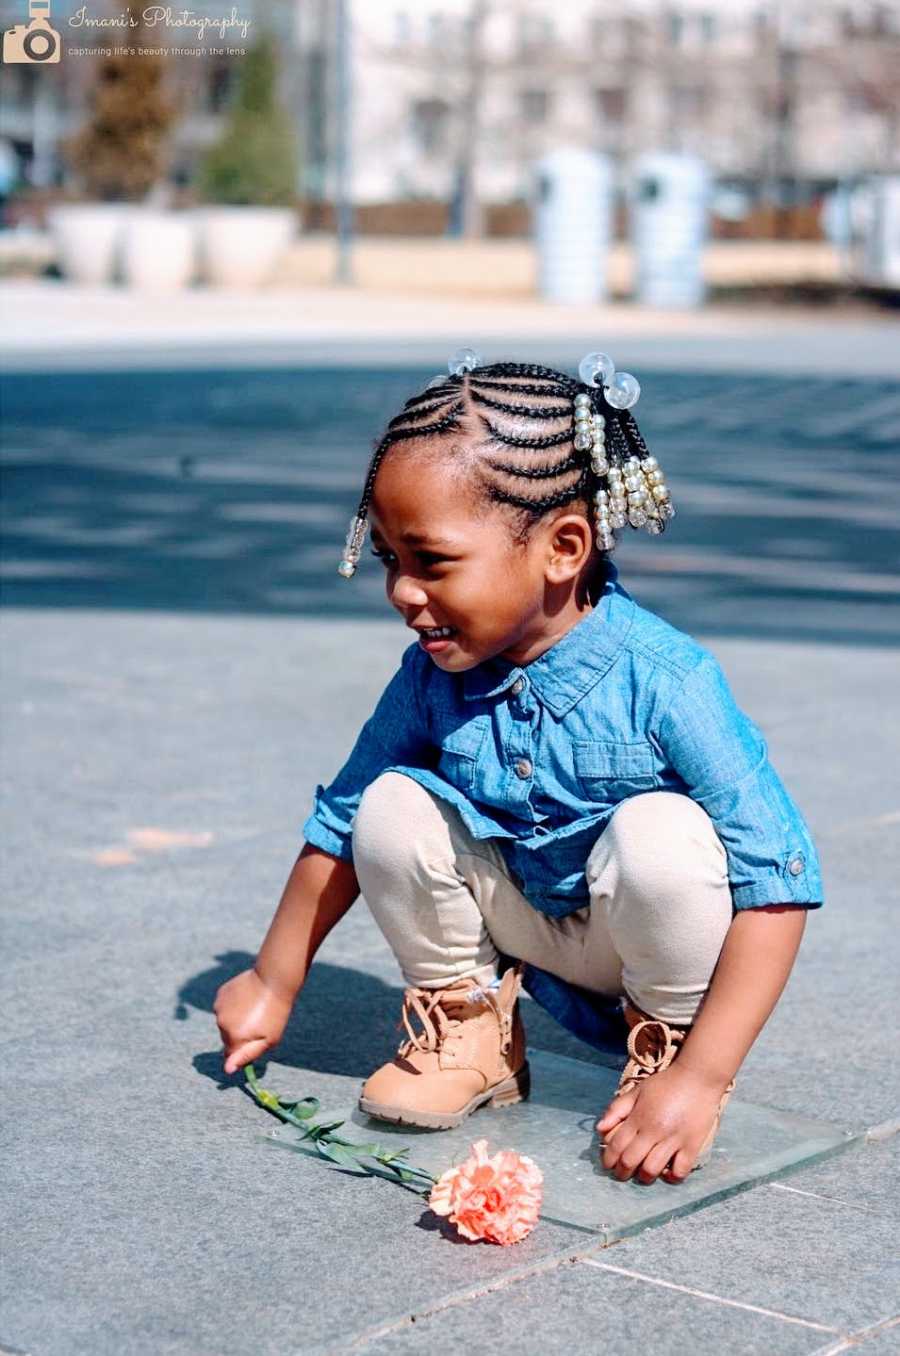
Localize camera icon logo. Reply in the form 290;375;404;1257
3;0;62;63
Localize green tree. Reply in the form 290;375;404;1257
62;18;178;202
197;35;299;207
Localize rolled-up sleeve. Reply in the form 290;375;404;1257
301;642;432;863
657;653;823;910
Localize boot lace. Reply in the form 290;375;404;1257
619;1018;684;1092
396;983;516;1058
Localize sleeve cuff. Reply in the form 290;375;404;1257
300;814;354;864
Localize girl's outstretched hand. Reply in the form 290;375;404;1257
214;968;294;1075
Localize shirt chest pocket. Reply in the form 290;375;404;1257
573;739;657;803
437;721;488;793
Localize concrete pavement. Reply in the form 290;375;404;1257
1;295;898;1354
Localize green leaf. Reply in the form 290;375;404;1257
378;1147;411;1164
311;1120;345;1136
278;1097;319;1119
316;1141;370;1172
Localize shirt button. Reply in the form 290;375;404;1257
514;758;532;778
511;678;525;695
788;855;804;876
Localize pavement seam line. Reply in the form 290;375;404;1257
325;1237;613;1354
806;1312;900;1356
768;1182;886;1214
579;1259;840;1333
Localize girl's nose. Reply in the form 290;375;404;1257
389;574;428;608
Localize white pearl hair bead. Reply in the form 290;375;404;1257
578;351;616;388
605;372;641;410
448;347;482;375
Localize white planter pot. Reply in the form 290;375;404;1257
122;210;197;291
46;203;133;285
197;206;297;287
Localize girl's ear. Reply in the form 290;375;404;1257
545;513;594;582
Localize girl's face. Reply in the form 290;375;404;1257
368;454;594;672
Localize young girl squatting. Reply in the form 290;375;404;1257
214;353;823;1187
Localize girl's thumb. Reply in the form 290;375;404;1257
596;1091;635;1132
224;1039;268;1075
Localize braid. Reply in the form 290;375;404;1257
338;360;667;578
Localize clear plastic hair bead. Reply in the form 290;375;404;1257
448;347;482;376
426;374;448;390
605;372;641;410
578;352;616;388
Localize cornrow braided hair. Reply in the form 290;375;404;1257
337;360;673;578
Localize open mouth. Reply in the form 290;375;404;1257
418;626;457;649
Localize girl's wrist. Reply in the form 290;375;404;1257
253;961;301;1006
674;1045;739;1093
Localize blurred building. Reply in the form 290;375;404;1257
1;0;898;228
296;0;899;216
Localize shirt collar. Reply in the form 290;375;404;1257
462;562;636;718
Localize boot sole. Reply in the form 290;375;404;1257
358;1060;531;1130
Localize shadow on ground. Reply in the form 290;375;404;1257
179;953;616;1086
2;366;899;646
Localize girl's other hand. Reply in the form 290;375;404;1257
213;968;293;1075
596;1063;727;1184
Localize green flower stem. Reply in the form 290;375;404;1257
244;1064;438;1194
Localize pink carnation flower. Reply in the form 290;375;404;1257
428;1138;544;1246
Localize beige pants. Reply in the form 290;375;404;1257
351;771;734;1026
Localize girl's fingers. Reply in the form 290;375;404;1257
611;1131;657;1181
223;1038;268;1075
596;1091;636;1133
637;1137;680;1186
601;1117;638;1171
662;1146;694;1184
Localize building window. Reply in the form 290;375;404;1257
667;11;684;46
410;98;450;154
593;87;626;124
700;12;717;43
520;88;550;124
519;13;554;53
394;10;411;44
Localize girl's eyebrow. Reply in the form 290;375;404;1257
370;529;459;547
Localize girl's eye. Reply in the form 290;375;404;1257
370;549;446;568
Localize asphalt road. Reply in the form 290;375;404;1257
2;365;899;647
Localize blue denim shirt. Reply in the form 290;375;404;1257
302;562;822;1056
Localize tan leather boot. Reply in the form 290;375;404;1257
358;963;530;1129
601;999;735;1171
